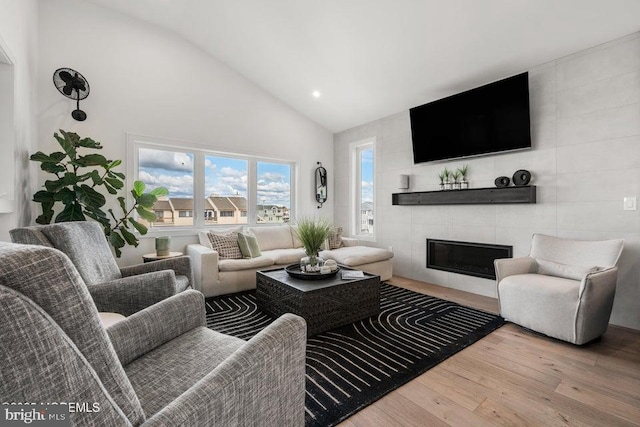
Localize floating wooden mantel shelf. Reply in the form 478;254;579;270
392;186;536;205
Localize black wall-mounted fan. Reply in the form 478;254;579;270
53;68;90;121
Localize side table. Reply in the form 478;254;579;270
142;252;183;263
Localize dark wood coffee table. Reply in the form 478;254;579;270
256;267;381;336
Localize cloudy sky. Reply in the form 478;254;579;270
360;147;374;203
139;148;291;207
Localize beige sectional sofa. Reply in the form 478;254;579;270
187;225;393;297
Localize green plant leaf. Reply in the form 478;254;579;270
33;190;55;203
77;137;102;149
89;170;103;186
55;131;77;159
105;177;124;189
75;154;109;167
44;179;67;193
136;193;157;208
109;232;125;258
119;226;138;246
111;171;125;179
133;181;145;197
136;206;157;222
53;188;76;204
35;201;55;225
30;151;66;164
76;184;106;208
149;186;169;197
117;197;127;214
129;218;148;235
55;202;85;222
103;182;118;195
107;159;122;170
40;162;66;174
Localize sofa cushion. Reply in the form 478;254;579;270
207;232;243;259
290;225;303;248
320;246;393;267
262;248;307;265
238;232;262;258
199;226;244;250
327;227;345;250
125;327;245;417
246;226;294;251
218;256;274;272
536;259;599;281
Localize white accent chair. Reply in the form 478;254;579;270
494;234;624;345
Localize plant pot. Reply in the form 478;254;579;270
461;180;469;189
444;182;452;191
155;236;170;256
453;182;461;190
300;254;325;273
439;183;445;191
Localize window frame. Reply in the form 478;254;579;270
349;137;376;241
127;134;296;235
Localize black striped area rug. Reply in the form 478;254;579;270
205;283;504;427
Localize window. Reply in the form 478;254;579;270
257;161;292;224
138;147;194;227
130;136;295;231
351;138;375;238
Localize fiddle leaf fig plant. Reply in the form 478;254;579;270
30;130;168;257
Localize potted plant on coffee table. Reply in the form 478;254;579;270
293;216;334;272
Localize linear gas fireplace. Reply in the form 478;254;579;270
427;239;512;280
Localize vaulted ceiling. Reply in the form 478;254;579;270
85;0;640;132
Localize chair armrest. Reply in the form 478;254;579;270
579;267;618;299
575;267;619;344
88;271;178;316
342;237;358;247
187;244;220;295
143;313;307;427
107;290;206;366
494;256;537;283
121;256;193;285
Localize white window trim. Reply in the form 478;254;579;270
127;133;296;236
349;137;376;241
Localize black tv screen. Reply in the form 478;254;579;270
410;72;531;163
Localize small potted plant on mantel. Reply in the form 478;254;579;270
459;164;469;189
443;168;452;190
438;170;447;191
451;169;462;190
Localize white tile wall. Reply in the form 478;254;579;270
334;32;640;329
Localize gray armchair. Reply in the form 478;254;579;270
495;234;624;345
10;221;192;316
0;242;307;426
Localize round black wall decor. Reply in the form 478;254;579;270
495;176;510;188
512;169;531;186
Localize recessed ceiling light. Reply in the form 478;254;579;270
312;90;321;98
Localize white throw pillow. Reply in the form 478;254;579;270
536;259;600;281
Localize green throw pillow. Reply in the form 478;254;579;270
237;232;262;258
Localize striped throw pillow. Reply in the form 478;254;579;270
237;232;262;258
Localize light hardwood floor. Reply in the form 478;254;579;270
338;276;640;427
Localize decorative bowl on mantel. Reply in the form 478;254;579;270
285;263;340;281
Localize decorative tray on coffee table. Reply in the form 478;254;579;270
285;263;340;281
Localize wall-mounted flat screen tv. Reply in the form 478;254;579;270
410;72;531;163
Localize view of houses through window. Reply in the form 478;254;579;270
352;140;375;237
135;143;293;228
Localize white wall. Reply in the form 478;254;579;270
334;33;640;330
0;0;38;241
37;0;334;264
